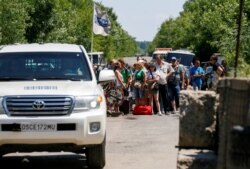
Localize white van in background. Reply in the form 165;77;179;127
88;51;106;66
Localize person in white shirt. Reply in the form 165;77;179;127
154;54;174;114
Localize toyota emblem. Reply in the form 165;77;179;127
32;100;45;110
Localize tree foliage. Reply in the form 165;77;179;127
0;0;29;44
0;0;138;59
149;0;250;75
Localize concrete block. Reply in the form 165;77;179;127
217;78;250;169
179;90;218;149
177;149;217;169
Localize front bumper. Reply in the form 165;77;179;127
0;109;106;147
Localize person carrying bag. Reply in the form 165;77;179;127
146;63;162;115
132;62;147;106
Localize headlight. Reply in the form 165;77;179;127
74;96;103;112
0;97;4;114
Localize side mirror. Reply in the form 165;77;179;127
98;69;116;83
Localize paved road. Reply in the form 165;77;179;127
0;114;179;169
105;114;179;169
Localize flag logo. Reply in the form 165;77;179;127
93;4;111;36
97;17;109;27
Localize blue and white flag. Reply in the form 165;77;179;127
93;3;111;36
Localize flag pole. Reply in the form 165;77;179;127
91;2;95;53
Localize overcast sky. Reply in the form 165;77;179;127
95;0;187;41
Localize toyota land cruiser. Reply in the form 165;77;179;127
0;43;114;169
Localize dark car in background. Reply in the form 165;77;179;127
164;50;195;68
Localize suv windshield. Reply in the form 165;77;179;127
0;52;92;81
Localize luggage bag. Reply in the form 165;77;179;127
133;105;152;115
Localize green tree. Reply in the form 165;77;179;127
149;0;250;76
25;0;55;43
0;0;138;60
0;0;29;44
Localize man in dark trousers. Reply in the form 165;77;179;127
154;55;174;114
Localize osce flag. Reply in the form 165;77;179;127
93;4;111;36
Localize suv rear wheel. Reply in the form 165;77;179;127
86;137;106;169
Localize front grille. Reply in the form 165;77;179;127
4;96;74;116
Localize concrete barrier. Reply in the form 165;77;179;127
227;126;250;169
217;78;250;169
177;78;250;169
177;149;217;169
179;90;218;149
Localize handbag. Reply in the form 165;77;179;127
134;81;142;88
149;71;159;90
151;82;159;90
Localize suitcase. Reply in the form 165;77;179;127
133;105;152;115
119;100;130;115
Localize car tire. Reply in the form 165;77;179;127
86;136;106;169
0;148;5;158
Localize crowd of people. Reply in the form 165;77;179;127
103;53;226;116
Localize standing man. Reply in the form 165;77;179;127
155;55;174;114
209;54;224;90
176;59;188;89
168;57;184;113
190;59;204;90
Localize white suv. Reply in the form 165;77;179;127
0;43;114;169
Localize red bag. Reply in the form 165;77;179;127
133;105;152;115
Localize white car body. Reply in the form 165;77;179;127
0;81;106;145
0;43;113;168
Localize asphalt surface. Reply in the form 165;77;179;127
0;113;179;169
105;113;179;169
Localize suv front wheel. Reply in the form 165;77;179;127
86;136;106;169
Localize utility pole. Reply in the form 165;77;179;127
235;0;244;77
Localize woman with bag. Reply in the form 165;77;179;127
113;62;125;113
146;63;162;116
133;62;147;106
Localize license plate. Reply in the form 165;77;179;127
21;123;57;132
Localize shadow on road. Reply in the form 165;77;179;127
0;153;92;169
